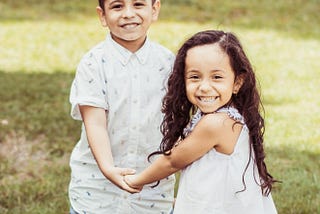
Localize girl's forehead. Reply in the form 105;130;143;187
189;43;223;53
186;44;228;62
185;44;232;73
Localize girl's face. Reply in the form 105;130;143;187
184;43;242;113
96;0;160;52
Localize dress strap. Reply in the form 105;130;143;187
183;109;203;137
216;106;245;124
183;107;244;137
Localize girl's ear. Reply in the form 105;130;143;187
233;74;244;94
96;6;108;27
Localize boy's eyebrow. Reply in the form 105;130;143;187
108;0;122;4
133;0;148;3
107;0;148;4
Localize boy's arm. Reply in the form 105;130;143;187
79;105;141;193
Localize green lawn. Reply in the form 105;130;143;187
0;0;319;213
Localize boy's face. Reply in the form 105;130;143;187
97;0;160;51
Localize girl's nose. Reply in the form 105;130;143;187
199;80;211;92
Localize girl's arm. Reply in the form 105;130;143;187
125;113;241;189
79;105;141;193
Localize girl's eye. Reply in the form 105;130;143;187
187;75;199;80
213;75;222;79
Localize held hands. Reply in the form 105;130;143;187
104;167;141;193
124;174;144;191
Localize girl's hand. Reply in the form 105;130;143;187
124;174;144;190
105;167;141;193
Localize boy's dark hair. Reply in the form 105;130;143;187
99;0;157;10
150;30;277;196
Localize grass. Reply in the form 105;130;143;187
0;0;320;213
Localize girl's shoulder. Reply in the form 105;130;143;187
184;107;244;139
200;107;244;130
194;107;244;152
198;111;236;135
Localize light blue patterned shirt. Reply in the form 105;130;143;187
69;33;175;214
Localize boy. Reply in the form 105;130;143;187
68;0;175;213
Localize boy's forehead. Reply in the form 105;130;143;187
105;0;151;3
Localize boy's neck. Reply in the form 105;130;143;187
110;33;147;53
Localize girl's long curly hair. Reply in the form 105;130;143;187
150;30;277;195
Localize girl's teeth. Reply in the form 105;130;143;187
201;97;215;102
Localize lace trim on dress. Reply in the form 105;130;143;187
216;106;245;124
183;109;203;137
183;106;244;137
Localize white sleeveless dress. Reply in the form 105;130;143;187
173;107;277;214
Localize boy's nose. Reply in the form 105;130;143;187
123;5;135;18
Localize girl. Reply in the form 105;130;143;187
124;30;278;213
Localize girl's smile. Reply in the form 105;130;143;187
185;43;242;113
198;96;217;102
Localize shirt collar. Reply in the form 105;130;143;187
106;33;150;65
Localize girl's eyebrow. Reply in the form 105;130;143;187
185;69;226;73
185;69;200;73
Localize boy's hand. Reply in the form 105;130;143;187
124;174;144;190
105;167;141;193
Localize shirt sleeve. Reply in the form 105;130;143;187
69;53;108;120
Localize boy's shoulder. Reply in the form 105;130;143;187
149;40;174;57
79;39;175;67
76;41;107;73
82;41;106;59
148;40;175;65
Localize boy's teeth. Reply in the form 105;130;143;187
123;24;137;29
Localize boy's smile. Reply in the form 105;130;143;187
120;22;140;30
97;0;160;52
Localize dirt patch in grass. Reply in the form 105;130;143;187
0;132;51;184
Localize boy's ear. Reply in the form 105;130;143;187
96;6;108;27
233;74;244;94
152;0;161;22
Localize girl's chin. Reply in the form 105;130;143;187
198;107;217;114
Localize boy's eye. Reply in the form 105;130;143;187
134;2;146;7
110;4;123;9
